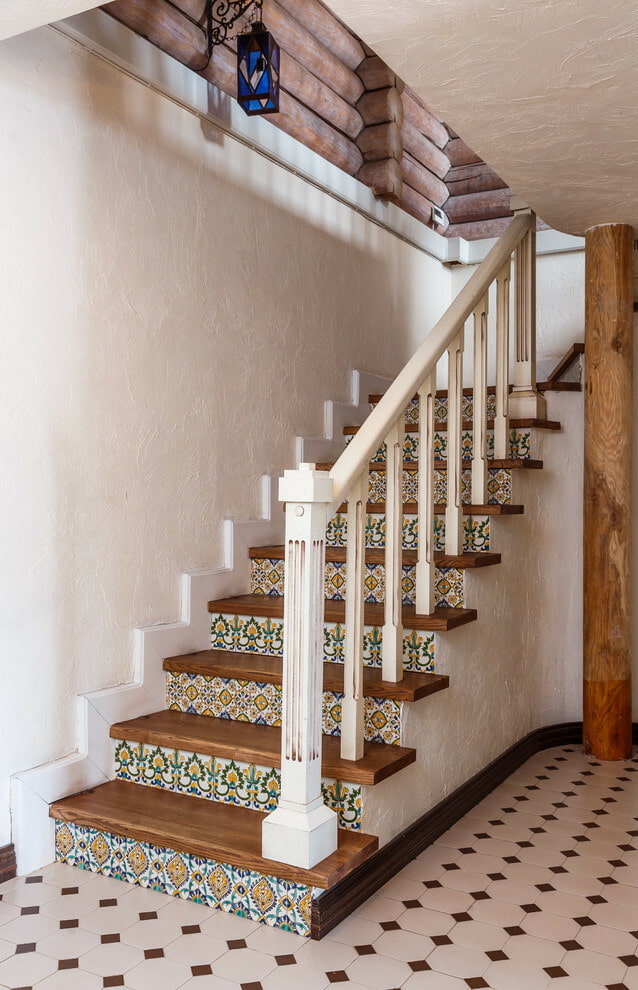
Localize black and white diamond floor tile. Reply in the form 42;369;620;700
1;747;637;990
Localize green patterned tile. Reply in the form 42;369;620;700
115;742;362;831
54;821;312;935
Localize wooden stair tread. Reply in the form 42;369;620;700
164;649;450;702
49;779;378;889
333;501;524;515
344;420;560;435
208;594;477;631
370;386;574;402
110;710;417;785
320;458;543;471
248;546;501;569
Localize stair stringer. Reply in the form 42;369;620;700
297;369;392;465
11;474;284;876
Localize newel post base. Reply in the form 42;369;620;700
583;223;634;761
508;200;547;421
262;464;338;869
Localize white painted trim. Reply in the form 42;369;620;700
297;369;392;466
10;369;384;875
446;228;585;266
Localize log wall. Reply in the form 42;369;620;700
102;0;521;240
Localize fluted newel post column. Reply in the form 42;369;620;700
583;223;634;761
262;464;338;868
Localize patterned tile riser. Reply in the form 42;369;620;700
251;557;464;608
210;613;435;673
53;820;313;936
168;669;406;744
326;513;491;553
366;466;511;506
114;742;362;832
346;429;531;462
370;393;498;424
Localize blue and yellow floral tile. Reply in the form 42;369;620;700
54;820;313;935
167;670;407;743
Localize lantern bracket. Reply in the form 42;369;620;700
206;0;264;53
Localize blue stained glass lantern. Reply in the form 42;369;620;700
237;22;280;116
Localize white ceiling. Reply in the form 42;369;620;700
0;0;110;44
327;0;638;236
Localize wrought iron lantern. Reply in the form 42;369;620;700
203;0;280;117
237;22;280;116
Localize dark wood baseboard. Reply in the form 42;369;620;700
0;844;17;885
312;721;588;938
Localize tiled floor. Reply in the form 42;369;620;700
2;746;638;989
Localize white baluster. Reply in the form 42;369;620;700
341;470;367;761
416;374;435;615
445;331;464;555
262;464;338;869
509;202;547;420
382;418;405;682
493;262;511;459
471;294;489;505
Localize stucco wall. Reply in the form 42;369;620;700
0;26;451;847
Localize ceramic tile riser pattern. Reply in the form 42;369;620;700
326;512;491;552
53;821;314;936
210;613;435;672
114;741;363;831
166;670;404;745
251;556;465;607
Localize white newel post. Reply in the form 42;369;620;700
341;470;367;761
262;464;338;869
471;295;489;505
445;331;464;555
493;262;511;459
382;418;405;681
508;200;547;420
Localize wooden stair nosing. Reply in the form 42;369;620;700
331;501;525;515
320;458;543;471
368;381;580;405
49;779;378;889
344;419;560;435
163;649;450;702
547;342;584;382
208;594;477;631
248;545;502;569
110;710;417;786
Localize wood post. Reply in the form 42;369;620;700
262;464;338;867
583;223;634;761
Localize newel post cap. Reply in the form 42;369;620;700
279;463;333;504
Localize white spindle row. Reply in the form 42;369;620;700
266;208;544;870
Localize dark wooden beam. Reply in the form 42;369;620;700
583;223;634;761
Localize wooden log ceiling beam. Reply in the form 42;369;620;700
104;0;363;174
583;223;634;761
446;137;483;168
402;120;450;180
276;0;364;70
400;90;448;151
357;87;403;128
447;164;509;197
401;152;448;209
446;188;514;226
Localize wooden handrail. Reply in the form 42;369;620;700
328;210;534;507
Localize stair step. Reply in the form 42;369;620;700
321;458;543;471
111;710;416;785
369;386;575;401
352;418;561;433
334;502;524;515
50;779;378;889
208;594;476;632
164;649;450;701
249;546;501;569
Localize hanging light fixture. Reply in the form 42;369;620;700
201;0;280;117
237;21;280;116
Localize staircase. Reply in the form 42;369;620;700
49;209;581;939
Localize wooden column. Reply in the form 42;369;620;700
583;223;634;760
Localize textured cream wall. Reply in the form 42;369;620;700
0;26;451;847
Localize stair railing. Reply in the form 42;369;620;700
262;205;545;869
